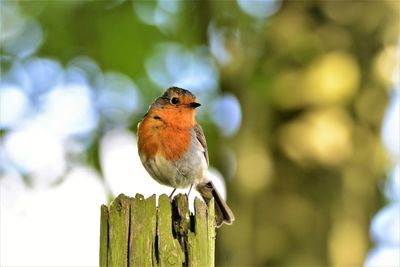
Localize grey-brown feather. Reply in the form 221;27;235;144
193;123;209;165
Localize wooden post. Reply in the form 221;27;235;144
99;193;216;267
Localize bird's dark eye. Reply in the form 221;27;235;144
170;97;179;105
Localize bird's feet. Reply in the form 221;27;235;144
168;188;177;200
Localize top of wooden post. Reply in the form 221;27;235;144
99;193;216;267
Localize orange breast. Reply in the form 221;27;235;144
137;118;159;158
138;112;192;161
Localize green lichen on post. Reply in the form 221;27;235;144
129;194;157;267
157;195;185;267
99;193;216;267
99;205;109;267
108;193;130;267
172;194;190;249
187;198;215;267
207;198;216;264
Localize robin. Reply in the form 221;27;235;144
137;86;235;227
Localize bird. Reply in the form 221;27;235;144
137;86;234;227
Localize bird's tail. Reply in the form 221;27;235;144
196;181;235;227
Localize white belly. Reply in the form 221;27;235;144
141;142;208;189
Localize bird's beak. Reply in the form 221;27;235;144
188;102;201;108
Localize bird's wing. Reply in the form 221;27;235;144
193;123;209;165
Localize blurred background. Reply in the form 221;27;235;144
1;0;399;266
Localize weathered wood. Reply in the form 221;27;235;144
207;198;216;263
157;195;185;266
108;194;130;267
129;194;157;267
99;205;109;267
99;193;216;267
173;194;190;254
187;198;215;266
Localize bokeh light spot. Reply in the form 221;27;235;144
365;246;400;267
24;57;63;94
373;45;398;87
381;90;399;159
279;108;353;166
385;165;400;202
208;22;232;65
0;85;30;129
211;93;242;137
303;52;360;105
39;83;98;137
237;0;282;19
329;219;367;266
0;2;25;42
132;0;181;32
4;123;66;186
370;203;400;245
145;43;219;95
96;72;141;127
2;18;43;58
